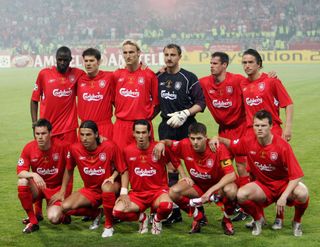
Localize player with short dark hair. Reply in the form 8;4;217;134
154;122;237;235
241;48;293;142
17;119;70;233
77;48;115;140
30;46;84;218
209;110;309;236
112;40;159;149
157;43;206;225
59;120;127;237
241;49;294;228
199;52;249;188
30;46;84;143
112;120;179;235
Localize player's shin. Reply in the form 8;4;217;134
102;192;116;228
18;186;38;225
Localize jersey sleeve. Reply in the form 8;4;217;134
169;140;183;159
271;78;293;108
283;144;304;180
150;71;159;106
218;144;234;174
189;74;206;111
31;70;44;102
66;148;76;171
229;138;247;157
112;144;127;173
165;147;181;169
16;146;31;174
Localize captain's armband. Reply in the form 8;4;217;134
220;159;232;168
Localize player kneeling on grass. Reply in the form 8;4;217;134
153;122;237;235
58;120;127;237
17;119;71;233
112;120;174;235
209;110;309;236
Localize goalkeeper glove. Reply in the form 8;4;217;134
167;109;190;128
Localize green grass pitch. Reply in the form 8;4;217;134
0;63;319;247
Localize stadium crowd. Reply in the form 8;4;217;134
1;0;319;54
16;42;309;238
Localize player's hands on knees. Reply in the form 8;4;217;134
153;142;165;160
179;177;194;186
32;173;46;190
167;109;190;128
209;137;219;152
49;191;65;205
276;196;287;215
102;176;115;186
116;195;130;209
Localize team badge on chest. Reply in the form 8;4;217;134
69;75;76;83
258;82;265;91
206;159;213;168
52;153;59;161
99;152;106;161
270;152;278;161
99;80;106;88
138;77;145;85
226;86;233;95
174;81;182;90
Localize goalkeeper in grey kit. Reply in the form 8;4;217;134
157;43;206;224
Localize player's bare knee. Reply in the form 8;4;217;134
102;183;113;192
61;201;72;213
294;183;309;202
47;211;61;224
237;187;249;202
18;178;29;186
113;201;125;212
169;186;181;201
223;183;237;200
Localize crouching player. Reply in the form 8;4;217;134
113;120;175;235
59;120;127;237
17;119;71;233
154;122;237;235
210;110;309;236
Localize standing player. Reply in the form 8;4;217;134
30;46;84;221
157;43;206;224
199;52;249;188
154;122;237;235
60;120;127;237
17;119;69;233
241;49;294;228
77;48;115;140
241;48;293;142
112;40;159;149
210;110;309;236
112;120;175;235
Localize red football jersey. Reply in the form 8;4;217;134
67;140;126;191
31;66;84;135
77;70;114;123
241;73;293;127
123;142;171;192
230;134;304;184
113;67;159;120
17;139;68;188
199;72;246;128
170;138;234;192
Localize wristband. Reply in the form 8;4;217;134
120;187;128;195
